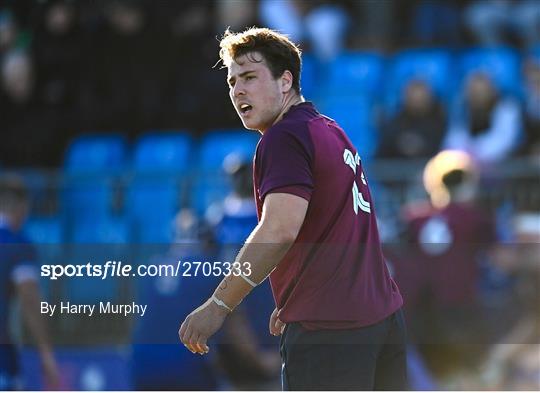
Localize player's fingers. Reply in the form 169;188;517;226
179;318;189;341
194;335;208;355
274;317;286;335
182;326;197;353
269;308;279;335
199;335;210;354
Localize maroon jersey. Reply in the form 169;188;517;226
253;102;402;329
395;201;496;308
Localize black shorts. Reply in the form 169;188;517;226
280;309;408;391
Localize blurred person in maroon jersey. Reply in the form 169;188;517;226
390;150;498;380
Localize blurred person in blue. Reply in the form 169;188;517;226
131;208;221;390
443;72;522;165
378;79;447;159
207;153;281;390
0;175;59;390
132;205;279;390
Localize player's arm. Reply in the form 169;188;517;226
211;192;308;310
16;277;60;388
179;192;308;354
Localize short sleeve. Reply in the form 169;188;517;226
256;127;314;202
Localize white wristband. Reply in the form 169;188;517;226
211;295;233;312
239;273;258;288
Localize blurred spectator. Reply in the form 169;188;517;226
464;0;540;48
0;175;60;389
259;0;349;61
85;0;158;136
390;150;498;379
347;0;396;49
0;8;29;56
519;58;540;157
408;0;463;47
215;0;258;32
145;0;240;133
207;154;281;390
131;210;221;390
0;8;16;54
0;50;66;167
32;1;83;145
206;153;257;233
378;79;447;159
443;72;522;164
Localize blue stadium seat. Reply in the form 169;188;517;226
458;47;521;97
133;131;193;173
126;177;180;243
64;134;127;174
193;130;259;215
198;130;259;171
64;217;130;304
71;216;130;244
63;135;126;228
325;52;385;97
317;95;378;161
386;49;453;113
24;217;63;244
62;178;116;221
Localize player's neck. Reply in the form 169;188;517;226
265;94;305;133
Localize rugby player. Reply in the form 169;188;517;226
179;27;407;390
0;175;59;390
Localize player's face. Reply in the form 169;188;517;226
227;52;285;132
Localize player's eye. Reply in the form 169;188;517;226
245;75;255;81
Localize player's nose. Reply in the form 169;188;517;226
233;81;245;97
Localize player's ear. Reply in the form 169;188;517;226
280;70;293;93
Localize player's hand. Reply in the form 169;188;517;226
269;307;286;336
179;298;229;355
40;348;60;390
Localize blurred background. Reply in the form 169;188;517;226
0;0;539;390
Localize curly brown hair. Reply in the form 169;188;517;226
219;27;303;94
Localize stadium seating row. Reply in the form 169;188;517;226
44;130;258;244
22;46;540;247
303;46;537;158
304;46;536;105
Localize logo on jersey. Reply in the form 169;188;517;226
343;149;371;214
419;216;453;255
